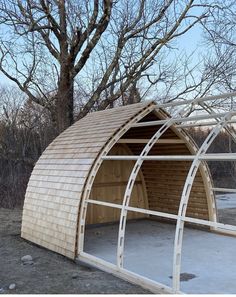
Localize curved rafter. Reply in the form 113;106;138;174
77;103;156;253
199;102;236;144
172;112;236;292
116;116;175;268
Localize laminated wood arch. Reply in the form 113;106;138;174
21;95;236;293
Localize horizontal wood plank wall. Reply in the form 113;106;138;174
142;161;209;220
21;102;153;259
123;111;210;222
87;144;148;224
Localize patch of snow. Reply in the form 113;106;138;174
216;193;236;209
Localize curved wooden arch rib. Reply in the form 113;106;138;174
76;102;156;254
172;116;233;292
116;112;176;267
158;107;217;226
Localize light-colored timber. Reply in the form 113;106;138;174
21;95;236;294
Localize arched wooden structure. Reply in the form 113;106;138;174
21;95;236;293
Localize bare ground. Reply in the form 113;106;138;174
0;208;149;294
1;207;235;294
217;207;236;225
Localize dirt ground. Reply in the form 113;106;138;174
217;207;236;225
1;207;236;294
0;208;149;294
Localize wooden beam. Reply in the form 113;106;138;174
117;139;185;144
103;153;236;161
93;180;142;188
213;187;236;193
86;199;236;232
78;252;176;294
158;91;236;109
177;120;236;129
132;111;235;128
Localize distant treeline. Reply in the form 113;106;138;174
0;98;56;208
188;127;236;188
0;111;236;208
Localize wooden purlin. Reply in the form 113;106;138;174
21;101;154;258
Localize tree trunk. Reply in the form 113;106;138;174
56;66;74;134
55;0;74;134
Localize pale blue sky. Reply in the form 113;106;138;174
0;10;204;89
0;71;11;85
177;23;203;56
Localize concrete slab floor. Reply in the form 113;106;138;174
84;219;236;294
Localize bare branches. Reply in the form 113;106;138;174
0;0;219;132
72;0;113;75
78;0;210;115
201;0;236;93
39;0;61;40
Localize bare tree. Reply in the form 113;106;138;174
0;85;56;207
202;1;236;94
0;0;213;133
